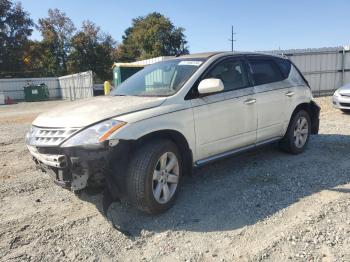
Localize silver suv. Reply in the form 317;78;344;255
26;52;320;214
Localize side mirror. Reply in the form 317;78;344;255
198;78;224;95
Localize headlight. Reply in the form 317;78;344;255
61;119;126;147
334;89;340;96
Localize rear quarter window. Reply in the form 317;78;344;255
248;58;284;86
274;57;291;79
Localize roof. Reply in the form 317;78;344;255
178;51;286;59
113;51;288;68
178;52;224;59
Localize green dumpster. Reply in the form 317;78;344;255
24;83;49;102
113;63;144;88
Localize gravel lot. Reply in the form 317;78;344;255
0;97;349;262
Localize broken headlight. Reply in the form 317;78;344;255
61;119;126;147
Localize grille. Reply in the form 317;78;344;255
340;103;350;108
27;126;79;147
340;93;350;97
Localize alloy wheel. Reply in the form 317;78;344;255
293;116;309;148
152;152;179;204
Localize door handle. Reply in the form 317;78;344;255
285;91;295;97
244;98;256;105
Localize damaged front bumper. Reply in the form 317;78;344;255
27;144;113;191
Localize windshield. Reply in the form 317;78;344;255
111;58;205;97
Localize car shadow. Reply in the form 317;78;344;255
77;134;350;237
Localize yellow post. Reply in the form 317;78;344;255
104;81;111;95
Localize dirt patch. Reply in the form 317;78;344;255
0;114;39;124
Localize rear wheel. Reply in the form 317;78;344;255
126;139;182;214
279;110;311;154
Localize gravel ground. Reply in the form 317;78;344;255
0;97;349;262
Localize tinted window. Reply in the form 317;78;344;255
205;59;249;91
274;57;291;78
248;58;283;86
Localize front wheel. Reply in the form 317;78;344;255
341;109;350;114
126;139;182;214
279;110;311;154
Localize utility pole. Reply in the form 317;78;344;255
229;26;237;52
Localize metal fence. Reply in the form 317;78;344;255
0;71;93;101
59;71;93;100
0;77;59;100
271;46;350;96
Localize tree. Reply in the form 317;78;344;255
24;40;58;77
115;12;189;62
37;8;75;75
0;0;33;77
67;20;117;81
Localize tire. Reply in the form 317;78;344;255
279;110;311;154
126;139;182;214
341;109;350;114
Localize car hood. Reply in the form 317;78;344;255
32;96;167;128
338;83;350;95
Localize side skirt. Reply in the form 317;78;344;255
194;137;281;167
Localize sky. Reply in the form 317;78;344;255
19;0;350;53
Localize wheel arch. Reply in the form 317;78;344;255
289;101;320;135
131;129;194;176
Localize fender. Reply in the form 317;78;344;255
283;94;320;136
110;107;197;161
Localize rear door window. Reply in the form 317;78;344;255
248;57;284;86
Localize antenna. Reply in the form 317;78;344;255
228;26;237;52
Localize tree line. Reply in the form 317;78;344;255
0;0;189;81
